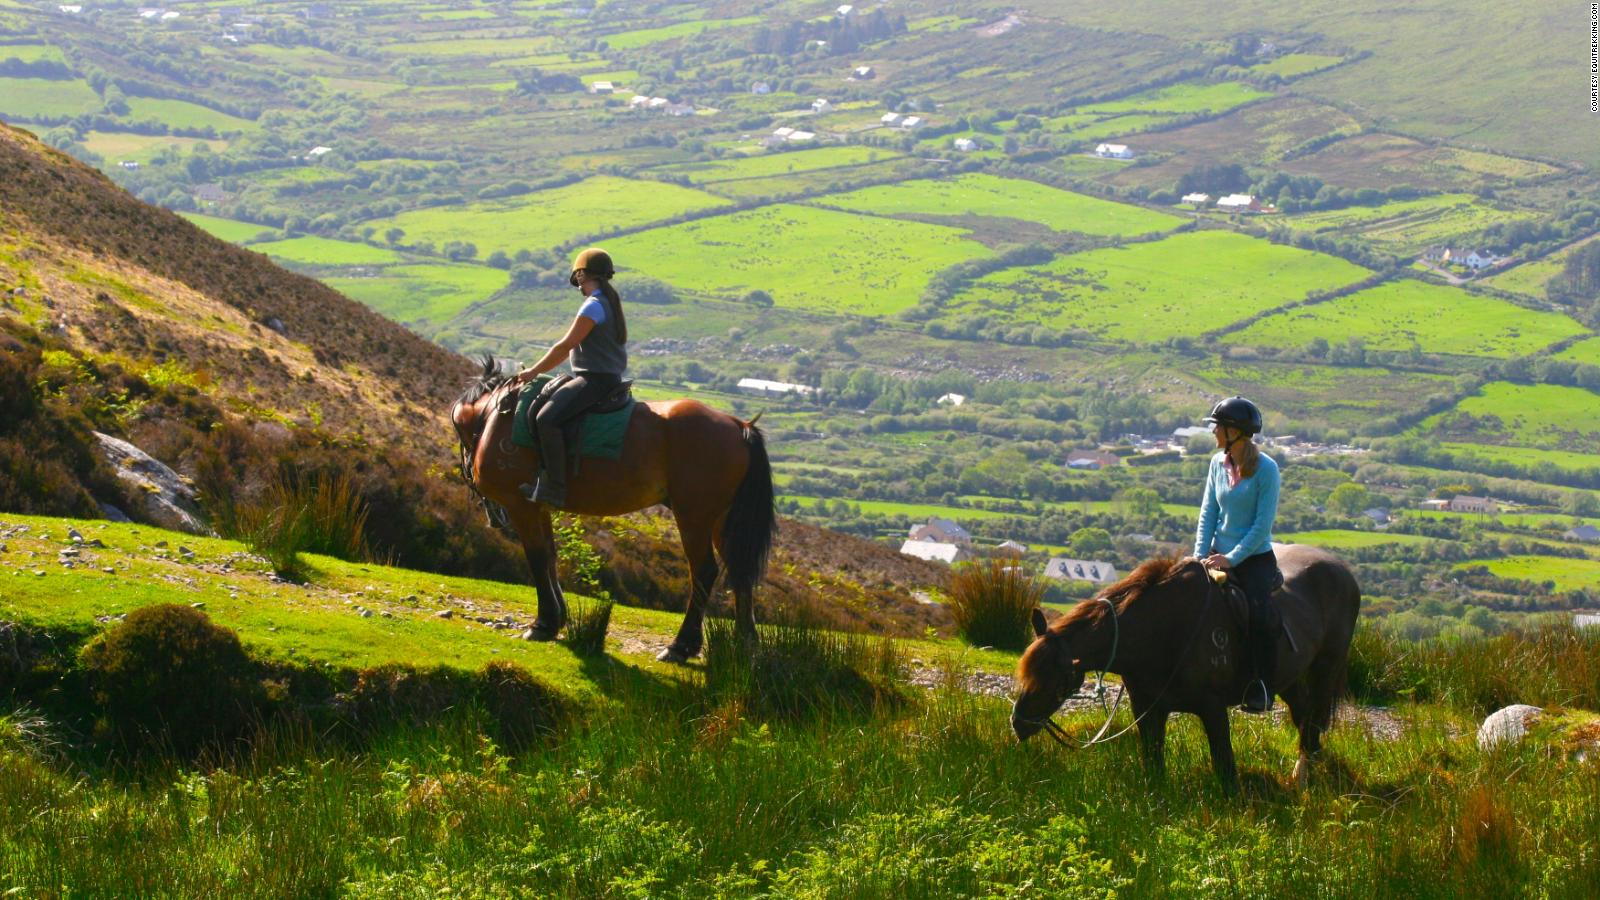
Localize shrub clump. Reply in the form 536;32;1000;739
477;660;565;753
704;607;902;720
561;598;613;657
946;556;1046;650
79;604;261;756
229;469;369;579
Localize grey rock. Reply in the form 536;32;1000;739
359;609;373;618
434;609;453;619
93;433;206;535
1478;704;1543;750
190;602;205;610
98;502;132;523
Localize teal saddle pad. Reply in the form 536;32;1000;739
510;375;635;460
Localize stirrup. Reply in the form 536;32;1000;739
519;480;565;508
1240;680;1274;714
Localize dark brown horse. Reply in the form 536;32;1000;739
1012;545;1360;789
451;359;777;662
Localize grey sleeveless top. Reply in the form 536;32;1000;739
570;290;628;376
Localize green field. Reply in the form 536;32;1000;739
377;36;555;57
0;77;100;118
362;176;730;258
1280;194;1535;255
783;495;1015;523
1553;336;1600;367
809;173;1184;236
944;230;1370;341
650;146;899;184
607;203;993;315
120;97;258;132
1455;555;1600;592
1436;442;1600;476
178;212;275;243
1279;529;1448;549
1250;53;1344;78
325;263;510;326
1081;81;1272;117
1424;382;1600;444
602;16;762;49
1484;235;1599;299
80;130;228;164
250;236;405;266
0;44;66;64
1229;279;1588;358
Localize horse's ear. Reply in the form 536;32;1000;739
1031;607;1048;637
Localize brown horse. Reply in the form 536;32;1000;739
451;359;777;662
1011;544;1360;790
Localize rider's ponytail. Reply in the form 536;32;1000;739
600;280;627;344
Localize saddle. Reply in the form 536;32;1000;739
504;374;635;464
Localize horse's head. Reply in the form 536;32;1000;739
1011;607;1087;741
1011;556;1200;742
451;355;513;477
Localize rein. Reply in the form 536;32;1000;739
1026;563;1222;750
453;381;515;532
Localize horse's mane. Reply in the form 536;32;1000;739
456;354;511;407
1049;555;1196;634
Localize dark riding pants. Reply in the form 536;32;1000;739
533;372;620;504
1233;549;1282;691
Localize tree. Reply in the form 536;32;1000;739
384;227;405;245
1119;486;1163;520
1068;527;1113;557
1327;482;1370;518
486;250;512;269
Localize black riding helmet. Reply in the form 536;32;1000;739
1202;396;1263;435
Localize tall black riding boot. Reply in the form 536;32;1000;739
1241;601;1278;714
526;424;568;508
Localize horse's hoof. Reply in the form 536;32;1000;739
520;624;561;641
656;644;699;664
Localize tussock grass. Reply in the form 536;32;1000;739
703;606;903;720
230;470;370;579
1350;623;1600;712
946;556;1045;651
560;598;613;657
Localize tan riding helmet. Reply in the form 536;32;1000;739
569;247;615;286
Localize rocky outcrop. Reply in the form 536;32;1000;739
92;432;206;535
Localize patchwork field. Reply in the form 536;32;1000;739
942;230;1370;341
1484;235;1599;300
1553;336;1600;367
0;76;100;118
250;236;405;266
80;131;229;164
600;15;762;49
324;263;510;326
119;97;258;132
1280;529;1449;549
1228;280;1588;358
0;44;66;64
1455;555;1600;592
649;146;899;184
808;173;1184;237
361;176;731;258
1280;194;1535;255
1080;81;1272;117
606;204;993;315
1248;53;1344;78
1281;133;1564;192
178;212;275;243
1420;382;1600;451
1188;361;1454;429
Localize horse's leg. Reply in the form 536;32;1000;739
1197;702;1239;793
658;514;720;664
1280;680;1316;790
508;504;564;638
1129;691;1168;779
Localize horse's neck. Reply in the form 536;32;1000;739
1077;592;1168;674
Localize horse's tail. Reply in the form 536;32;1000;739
722;417;777;597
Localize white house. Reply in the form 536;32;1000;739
909;517;972;545
880;112;902;126
118;160;140;170
1066;450;1120;470
1216;193;1258;211
306;146;333;158
58;4;82;12
647;97;671;110
589;81;615;94
1464;250;1501;270
1449;495;1498;514
901;539;970;564
786;129;816;142
936;392;966;407
160;9;180;19
953;137;978;152
772;126;796;139
812;98;831;112
665;103;695;117
1094;143;1133;159
1172;425;1210;441
736;377;816;398
629;94;651;108
852;65;875;80
751;81;772;95
1181;192;1211;204
900;116;924;129
836;4;854;16
1045;557;1119;584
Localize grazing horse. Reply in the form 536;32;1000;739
1011;545;1360;789
451;358;777;662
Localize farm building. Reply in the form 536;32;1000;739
1216;194;1260;212
936;392;966;406
836;4;854;16
1449;495;1498;514
647;97;671;110
880;112;902;126
953;137;979;152
751;81;771;94
1181;192;1211;204
997;540;1029;555
1067;450;1121;471
1094;143;1133;159
629;95;651;108
900;540;970;564
118;160;139;170
910;517;973;546
589;81;615;94
1362;508;1391;526
1418;499;1451;512
665;103;695;117
306;146;333;158
1566;525;1600;542
1045;558;1119;584
772;126;796;139
900;116;924;129
852;65;876;80
735;377;816;398
192;184;231;205
786;130;816;142
812;98;831;112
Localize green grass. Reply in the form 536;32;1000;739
809;173;1184;236
0;77;99;118
607;203;993;315
1484;235;1600;300
0;44;66;64
1419;382;1600;449
601;16;762;49
119;97;258;132
1081;81;1272;116
250;236;405;266
1553;336;1600;367
1436;442;1600;477
377;36;555;57
1249;53;1344;78
945;230;1370;341
178;212;275;244
1455;554;1600;591
80;130;228;163
1279;529;1449;549
1229;280;1588;358
650;146;899;184
325;263;510;326
361;176;730;258
784;495;1015;522
1280;194;1536;256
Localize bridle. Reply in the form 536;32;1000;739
451;384;515;533
1018;561;1222;749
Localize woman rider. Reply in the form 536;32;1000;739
1192;396;1282;713
511;247;628;508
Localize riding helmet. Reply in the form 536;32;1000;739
569;247;615;286
1202;396;1263;435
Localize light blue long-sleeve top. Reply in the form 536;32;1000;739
1193;450;1280;565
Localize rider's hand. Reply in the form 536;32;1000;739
1203;553;1232;570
